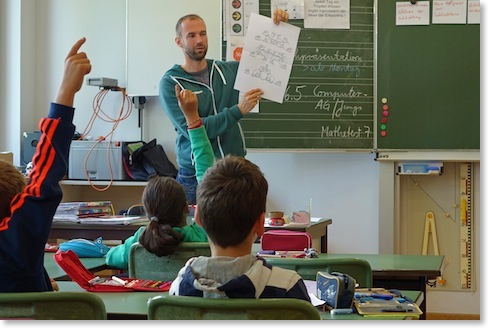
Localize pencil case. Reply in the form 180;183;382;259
58;237;110;258
261;230;312;251
53;250;171;292
316;271;356;309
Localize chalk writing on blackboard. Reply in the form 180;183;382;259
239;0;374;149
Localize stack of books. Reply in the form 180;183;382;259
54;201;114;223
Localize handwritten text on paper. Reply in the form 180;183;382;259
234;13;300;103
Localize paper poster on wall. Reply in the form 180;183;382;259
225;0;259;40
432;0;467;24
234;13;300;104
467;0;480;24
304;0;350;29
226;36;245;61
271;0;305;19
396;1;430;25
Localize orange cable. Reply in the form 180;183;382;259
80;87;133;192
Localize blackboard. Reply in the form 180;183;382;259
376;0;480;150
238;0;374;150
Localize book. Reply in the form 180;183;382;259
78;215;147;225
53;201;114;223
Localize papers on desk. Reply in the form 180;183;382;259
78;215;147;225
304;280;326;307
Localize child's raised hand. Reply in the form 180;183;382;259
175;84;200;126
55;37;92;106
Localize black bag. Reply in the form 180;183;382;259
316;271;356;309
122;139;177;181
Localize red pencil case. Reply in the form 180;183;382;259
53;250;171;292
261;230;312;252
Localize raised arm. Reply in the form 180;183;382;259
175;84;215;182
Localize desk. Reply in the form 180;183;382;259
270;253;442;320
50;218;332;253
263;219;332;253
49;220;148;242
56;281;161;319
56;281;421;320
320;290;422;320
44;253;108;280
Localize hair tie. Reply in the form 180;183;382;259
150;216;159;223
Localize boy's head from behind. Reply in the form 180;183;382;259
196;156;268;248
0;160;26;219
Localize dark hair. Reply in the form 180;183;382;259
138;176;188;256
175;14;204;38
0;160;26;220
196;156;268;248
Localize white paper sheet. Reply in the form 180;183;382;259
304;0;350;29
234;13;300;103
467;0;480;24
432;0;467;24
396;1;430;26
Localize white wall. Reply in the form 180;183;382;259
0;0;21;161
35;0;140;143
1;0;480;315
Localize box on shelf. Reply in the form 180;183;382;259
68;141;128;180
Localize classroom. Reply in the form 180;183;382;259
0;0;480;320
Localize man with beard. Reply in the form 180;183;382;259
159;9;289;204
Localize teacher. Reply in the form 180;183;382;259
159;9;289;204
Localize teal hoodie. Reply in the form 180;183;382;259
159;59;246;173
105;223;208;270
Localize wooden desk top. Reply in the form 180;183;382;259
51;220;148;231
264;218;332;231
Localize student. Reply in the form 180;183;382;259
105;176;208;270
169;155;311;301
0;37;91;292
105;85;212;270
159;9;289;204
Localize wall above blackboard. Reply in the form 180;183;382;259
239;0;374;150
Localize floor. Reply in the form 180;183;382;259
426;313;480;320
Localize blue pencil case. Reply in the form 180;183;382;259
58;237;110;258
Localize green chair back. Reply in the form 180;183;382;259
128;241;211;281
264;257;373;288
0;292;106;320
147;295;321;320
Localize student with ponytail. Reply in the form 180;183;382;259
106;85;212;270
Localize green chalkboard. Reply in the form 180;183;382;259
237;0;374;149
376;0;480;150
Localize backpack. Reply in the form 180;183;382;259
122;139;177;181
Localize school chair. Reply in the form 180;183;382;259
264;257;373;288
128;241;211;281
147;295;321;320
0;291;107;320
